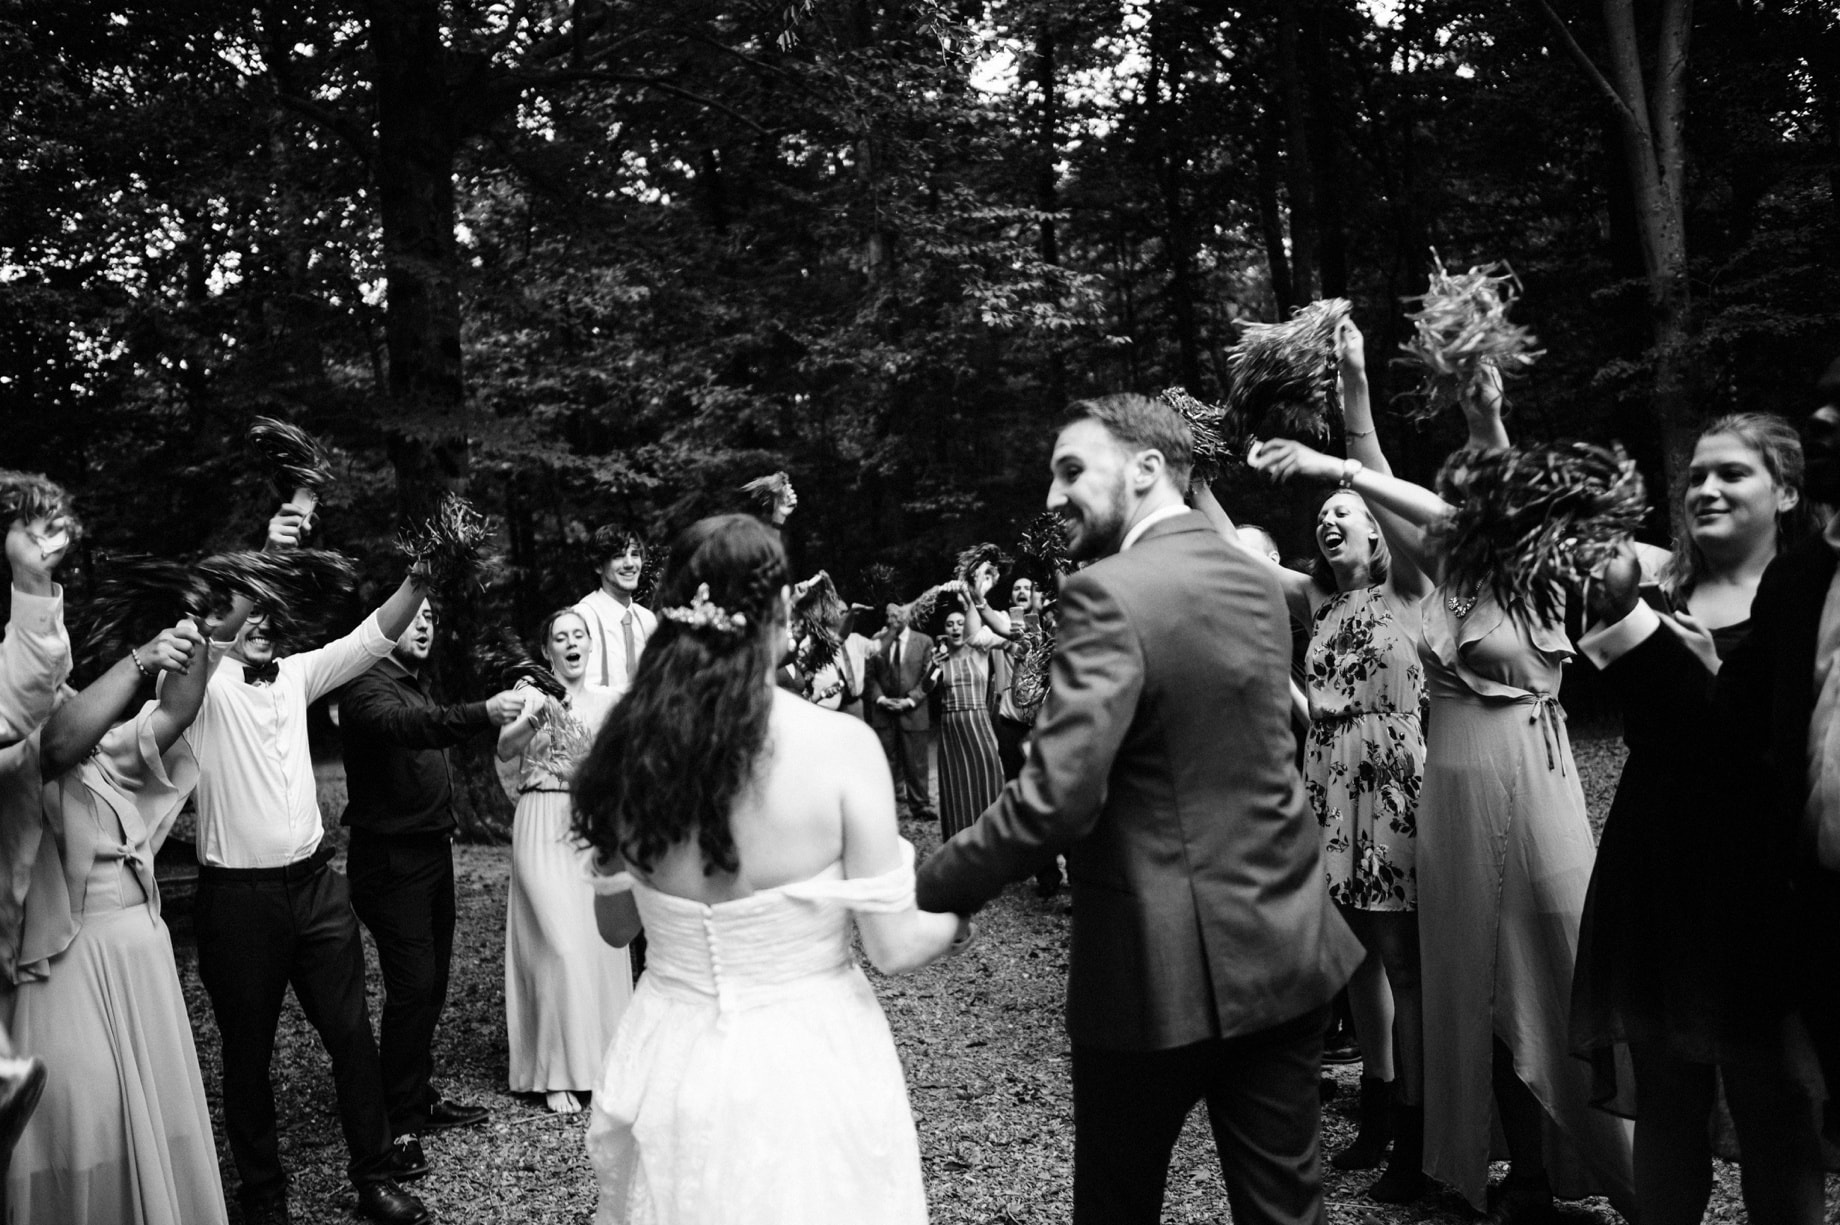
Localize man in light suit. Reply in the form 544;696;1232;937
917;393;1362;1225
868;602;937;823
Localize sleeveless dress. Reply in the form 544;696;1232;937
1303;586;1426;911
506;687;633;1093
936;644;1001;840
1416;592;1635;1213
3;711;227;1225
583;840;928;1225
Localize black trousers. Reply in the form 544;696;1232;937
1070;1005;1330;1225
994;713;1029;782
194;857;392;1202
876;723;935;819
347;829;456;1138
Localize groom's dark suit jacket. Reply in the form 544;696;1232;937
917;511;1362;1051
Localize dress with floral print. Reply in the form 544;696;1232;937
1305;586;1428;911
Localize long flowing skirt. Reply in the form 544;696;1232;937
3;904;228;1225
507;791;634;1092
937;708;1002;841
1417;695;1635;1212
587;967;926;1225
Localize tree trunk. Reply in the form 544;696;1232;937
1254;113;1295;314
363;0;509;840
1031;15;1066;407
1273;4;1319;303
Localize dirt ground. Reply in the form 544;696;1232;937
163;733;1838;1223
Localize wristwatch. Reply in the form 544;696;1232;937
1338;458;1362;489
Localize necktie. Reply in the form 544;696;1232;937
622;609;638;684
243;660;280;686
890;634;901;678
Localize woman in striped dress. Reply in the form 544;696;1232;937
929;588;1003;841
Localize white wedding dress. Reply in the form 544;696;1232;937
583;839;929;1225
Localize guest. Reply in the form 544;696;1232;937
919;394;1362;1225
0;478;74;1201
929;585;1004;842
3;617;225;1225
1575;412;1826;1225
986;576;1038;782
867;603;937;824
338;599;523;1176
183;502;432;1225
575;528;656;699
498;609;631;1114
1202;321;1432;1195
1255;375;1637;1219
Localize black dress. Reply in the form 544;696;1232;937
1570;610;1758;1109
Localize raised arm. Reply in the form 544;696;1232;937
1;514;72;744
1254;438;1454;582
41;621;204;780
1334;321;1434;602
838;716;965;972
1192;481;1316;622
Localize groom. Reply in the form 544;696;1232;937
917;394;1361;1225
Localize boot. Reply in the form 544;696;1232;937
1330;1075;1394;1170
1365;1102;1428;1203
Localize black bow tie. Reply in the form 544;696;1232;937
243;661;280;686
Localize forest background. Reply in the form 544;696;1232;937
5;0;1839;836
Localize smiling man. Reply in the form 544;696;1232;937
336;600;522;1182
574;528;656;699
916;393;1361;1225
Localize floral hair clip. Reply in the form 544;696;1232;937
661;583;749;635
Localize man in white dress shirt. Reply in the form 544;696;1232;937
574;527;657;699
185;503;433;1225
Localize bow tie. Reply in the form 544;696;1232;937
243;661;280;686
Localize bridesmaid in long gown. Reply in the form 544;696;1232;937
569;514;965;1225
930;597;1003;841
1255;373;1637;1220
3;618;228;1225
499;608;630;1114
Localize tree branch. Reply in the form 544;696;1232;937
510;67;776;138
1530;0;1644;133
274;91;377;165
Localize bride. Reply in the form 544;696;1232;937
570;513;966;1225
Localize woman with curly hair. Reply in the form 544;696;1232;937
572;514;964;1225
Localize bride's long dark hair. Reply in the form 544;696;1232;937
571;514;788;875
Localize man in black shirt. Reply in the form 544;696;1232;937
338;600;521;1179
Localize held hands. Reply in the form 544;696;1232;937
1583;541;1642;628
137;620;206;676
485;689;527;726
1249;439;1342;485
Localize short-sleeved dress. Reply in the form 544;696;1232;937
3;710;228;1225
1303;586;1426;911
1416;592;1635;1213
506;687;633;1094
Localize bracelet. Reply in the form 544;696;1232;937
129;647;155;679
1338;458;1363;489
1345;426;1375;439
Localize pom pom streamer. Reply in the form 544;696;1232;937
398;493;494;592
1223;297;1350;438
954;542;1006;591
72;555;212;683
1435;440;1648;627
1007;512;1076;716
474;630;568;702
1395;251;1544;421
0;469;80;542
194;548;360;643
740;471;792;511
247;417;334;515
1160;388;1251;483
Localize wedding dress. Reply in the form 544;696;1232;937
584;839;928;1225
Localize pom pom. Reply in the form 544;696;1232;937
954;542;1007;590
195;548;359;644
474;630;568;701
1223;297;1351;438
398;493;494;591
72;555;212;683
740;471;792;511
1435;440;1648;626
1008;611;1059;717
0;469;80;541
246;417;334;498
1394;251;1543;421
1014;511;1072;583
1160;388;1252;483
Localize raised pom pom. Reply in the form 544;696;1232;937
1223;297;1351;438
1394;251;1543;421
398;493;495;592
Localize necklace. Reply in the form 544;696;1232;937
1445;592;1478;619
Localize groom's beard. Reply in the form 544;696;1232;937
1063;482;1129;562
